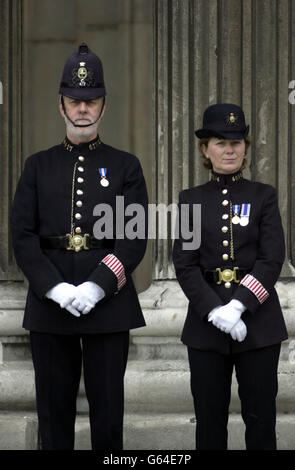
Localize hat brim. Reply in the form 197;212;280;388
195;125;249;140
60;87;106;100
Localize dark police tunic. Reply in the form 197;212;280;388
172;169;288;354
11;135;148;335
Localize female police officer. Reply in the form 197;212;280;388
172;103;288;450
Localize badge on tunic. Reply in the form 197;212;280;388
240;203;250;226
99;168;109;187
232;204;241;224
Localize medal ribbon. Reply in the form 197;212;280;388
241;203;250;217
233;204;241;215
99;168;107;178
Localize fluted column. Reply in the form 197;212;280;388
154;0;295;279
0;0;23;280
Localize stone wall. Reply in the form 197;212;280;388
154;0;295;280
22;0;153;293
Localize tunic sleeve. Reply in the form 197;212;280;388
10;156;64;299
232;185;285;314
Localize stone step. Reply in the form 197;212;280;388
1;359;294;413
136;280;295;336
1;281;295;339
1;333;294;363
0;412;38;450
129;335;295;362
0;411;294;450
121;359;295;414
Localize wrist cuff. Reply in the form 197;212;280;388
240;274;269;304
101;254;126;291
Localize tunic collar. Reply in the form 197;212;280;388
62;134;101;152
210;169;243;185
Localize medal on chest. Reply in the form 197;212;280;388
232;204;241;225
99;168;109;187
239;203;251;226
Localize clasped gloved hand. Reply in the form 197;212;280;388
45;282;81;317
230;319;247;342
70;281;105;315
208;299;247;334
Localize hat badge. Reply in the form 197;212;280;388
225;112;239;127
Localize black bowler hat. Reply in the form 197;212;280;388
195;103;249;139
59;43;106;100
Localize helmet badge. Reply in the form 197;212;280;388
77;62;88;86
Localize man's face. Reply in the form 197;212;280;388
59;96;105;142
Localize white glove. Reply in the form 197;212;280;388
71;281;105;315
230;319;247;342
208;299;246;333
207;305;222;322
45;282;80;317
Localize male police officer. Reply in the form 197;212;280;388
11;43;148;450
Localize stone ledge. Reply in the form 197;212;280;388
0;411;38;450
0;359;294;413
0;411;294;450
75;412;295;450
138;280;295;310
1;280;295;336
129;335;295;362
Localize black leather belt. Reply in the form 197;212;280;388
203;267;250;284
40;235;115;252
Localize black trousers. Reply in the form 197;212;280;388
187;343;281;450
30;330;129;451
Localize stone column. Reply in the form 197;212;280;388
117;0;154;292
154;0;295;279
0;0;23;280
23;0;77;156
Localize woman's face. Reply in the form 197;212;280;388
202;137;246;174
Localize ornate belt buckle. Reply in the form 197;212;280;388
216;267;233;284
66;233;90;252
216;267;240;284
233;266;240;283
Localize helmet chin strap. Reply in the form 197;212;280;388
61;95;105;128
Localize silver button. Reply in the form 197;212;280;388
221;226;228;233
222;214;229;220
75;213;82;220
75;227;82;234
78;166;84;172
77;177;84;183
76;201;83;208
222;254;229;261
222;200;229;206
77;189;83;195
78;156;85;162
225;282;231;289
222;189;228;195
223;240;229;247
